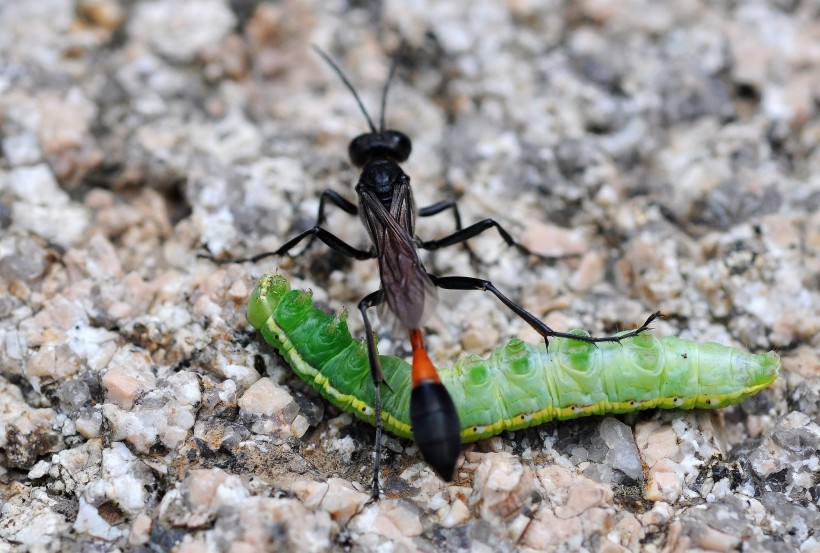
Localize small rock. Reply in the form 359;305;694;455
128;512;152;546
56;376;92;414
102;371;200;452
639;501;674;532
349;500;423;540
238;378;295;419
64;233;123;281
440;498;470;528
290;414;310;439
521;508;584;551
74;497;124;541
96;442;155;513
0;378;62;469
101;347;156;410
225;497;335;553
75;407;104;438
635;421;680;468
159;468;250;528
2;132;41;166
620;235;685;306
11;199;88;249
8;164;69;205
598;417;643;481
317;478;368;526
645;458;684;503
555;479;614;519
238;377;300;436
28;460;51;479
468;452;535;522
26;345;84;383
20;294;90;348
568;250;605;292
761;492;820;544
522;221;588;257
748;411;820;500
129;0;236;63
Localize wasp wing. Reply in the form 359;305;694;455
359;183;437;333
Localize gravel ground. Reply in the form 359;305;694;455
1;1;819;552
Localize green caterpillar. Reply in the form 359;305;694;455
248;274;779;443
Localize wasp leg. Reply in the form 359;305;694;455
358;289;386;502
428;274;662;346
298;190;359;256
318;189;359;220
199;226;375;264
418;199;481;266
419;199;464;228
419;218;578;264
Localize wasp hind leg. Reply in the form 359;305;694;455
358;290;387;502
428;274;662;346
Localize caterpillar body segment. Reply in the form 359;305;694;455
249;274;779;444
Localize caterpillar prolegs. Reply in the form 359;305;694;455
248;274;779;443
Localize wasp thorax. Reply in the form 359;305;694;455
348;130;411;166
356;158;409;203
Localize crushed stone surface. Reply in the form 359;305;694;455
1;1;819;552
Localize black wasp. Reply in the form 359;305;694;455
201;46;659;499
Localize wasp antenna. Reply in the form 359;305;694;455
379;44;404;133
312;45;378;134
